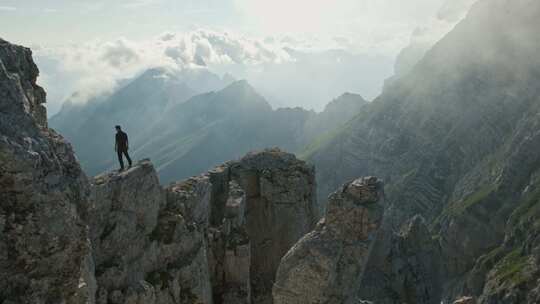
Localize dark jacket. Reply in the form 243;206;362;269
115;131;128;150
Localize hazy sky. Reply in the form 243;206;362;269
2;0;458;47
0;0;476;114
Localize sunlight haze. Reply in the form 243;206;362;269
0;0;475;114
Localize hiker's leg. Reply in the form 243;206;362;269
124;150;132;167
117;150;124;169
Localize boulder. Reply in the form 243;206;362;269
89;160;213;304
454;296;476;304
208;148;318;304
272;177;385;304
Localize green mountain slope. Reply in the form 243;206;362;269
307;0;540;302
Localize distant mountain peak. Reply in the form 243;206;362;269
229;79;250;87
222;79;258;95
211;80;273;111
323;92;367;113
222;72;236;82
336;92;365;100
131;67;180;85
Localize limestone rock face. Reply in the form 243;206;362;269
361;215;442;304
469;182;540;304
306;1;540;302
391;216;441;304
207;180;251;304
0;38;316;304
208;148;318;304
88;159;213;304
272;177;384;304
0;39;47;127
454;296;476;304
233;149;318;304
0;39;94;303
85;148;316;304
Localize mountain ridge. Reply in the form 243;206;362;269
4;0;540;301
307;0;540;302
51;74;369;186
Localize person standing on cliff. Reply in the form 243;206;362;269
115;125;132;171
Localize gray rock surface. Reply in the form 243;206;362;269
272;177;384;304
207;148;318;304
0;38;94;303
12;0;540;299
88;159;214;304
207;180;251;304
84;148;317;304
359;215;442;304
468;178;540;304
306;0;540;302
0;39;318;304
71;149;316;304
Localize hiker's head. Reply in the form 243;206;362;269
115;125;121;132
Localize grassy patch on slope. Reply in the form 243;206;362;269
299;124;347;160
492;248;531;286
444;184;497;217
509;187;540;228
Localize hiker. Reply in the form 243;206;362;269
114;125;132;171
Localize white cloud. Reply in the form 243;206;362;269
393;0;476;76
234;0;477;58
34;0;477;115
233;0;442;55
100;39;141;68
438;0;478;22
158;30;291;66
35;29;293;113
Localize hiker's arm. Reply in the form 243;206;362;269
114;139;117;152
126;136;129;150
